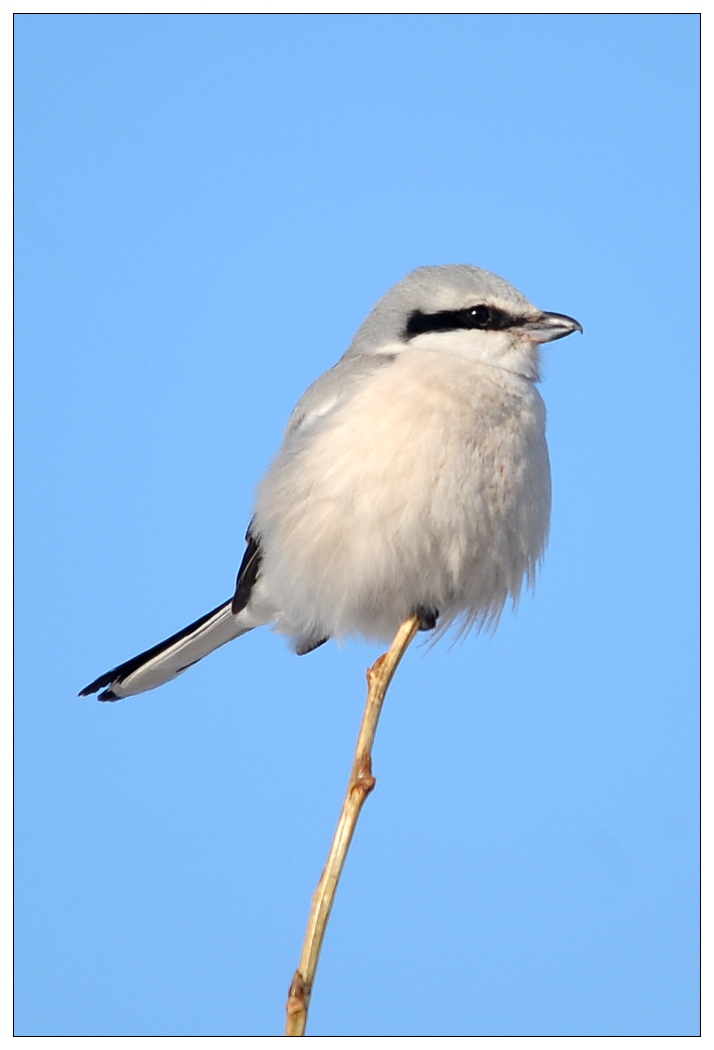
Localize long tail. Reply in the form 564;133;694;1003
79;600;252;702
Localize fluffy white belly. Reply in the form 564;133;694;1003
252;349;551;643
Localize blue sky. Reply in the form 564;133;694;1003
15;13;699;1037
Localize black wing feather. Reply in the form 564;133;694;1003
232;526;263;615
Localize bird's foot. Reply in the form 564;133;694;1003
413;606;439;631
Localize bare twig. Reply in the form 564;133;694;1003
284;614;421;1036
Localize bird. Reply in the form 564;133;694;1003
80;264;581;702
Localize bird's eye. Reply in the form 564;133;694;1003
469;306;491;328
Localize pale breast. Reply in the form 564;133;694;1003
253;349;551;641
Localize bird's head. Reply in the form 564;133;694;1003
346;264;582;381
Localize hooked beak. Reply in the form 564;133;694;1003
520;311;583;344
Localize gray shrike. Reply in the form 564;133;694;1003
81;264;581;702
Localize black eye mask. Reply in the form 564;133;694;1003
404;305;522;338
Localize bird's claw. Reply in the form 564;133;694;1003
414;606;439;631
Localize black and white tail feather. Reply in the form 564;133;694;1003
80;529;274;702
79;599;248;702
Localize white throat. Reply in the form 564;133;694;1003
404;329;542;382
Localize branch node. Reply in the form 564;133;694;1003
352;753;376;797
285;970;309;1034
366;653;387;684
